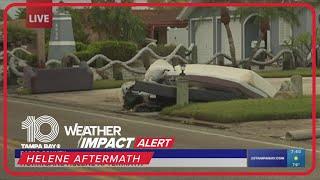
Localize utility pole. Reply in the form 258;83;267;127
36;29;46;68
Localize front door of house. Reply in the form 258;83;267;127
244;16;261;58
194;19;214;64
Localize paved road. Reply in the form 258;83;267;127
0;98;319;180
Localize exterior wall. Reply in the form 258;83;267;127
292;7;320;37
293;9;312;37
270;18;280;54
216;20;221;53
186;7;315;63
167;27;188;47
187;8;219;63
189;17;216;63
188;8;245;62
212;18;217;55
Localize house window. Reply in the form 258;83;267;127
279;18;292;45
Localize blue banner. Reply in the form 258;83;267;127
287;149;305;168
247;149;287;167
14;148;305;168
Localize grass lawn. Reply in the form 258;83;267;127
15;87;32;95
93;79;126;90
257;68;319;78
161;96;319;123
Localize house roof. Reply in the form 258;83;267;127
132;9;188;28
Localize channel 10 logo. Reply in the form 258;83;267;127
21;115;59;143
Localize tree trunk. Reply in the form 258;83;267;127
220;7;237;67
223;23;237;67
36;29;46;68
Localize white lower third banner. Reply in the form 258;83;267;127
14;149;247;167
14;149;304;168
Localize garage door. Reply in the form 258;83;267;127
195;19;214;64
221;19;242;63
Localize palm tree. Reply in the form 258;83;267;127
220;6;237;67
15;8;26;19
207;0;237;66
235;7;300;69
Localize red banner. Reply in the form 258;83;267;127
26;0;53;28
134;137;175;148
18;151;154;165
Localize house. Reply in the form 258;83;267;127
132;9;188;44
167;27;189;47
177;4;320;64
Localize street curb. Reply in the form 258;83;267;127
9;94;123;114
9;94;231;130
158;115;232;129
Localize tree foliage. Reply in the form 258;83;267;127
52;7;145;44
67;8;90;44
8;24;36;46
0;9;12;21
89;7;146;43
284;28;320;58
0;9;3;21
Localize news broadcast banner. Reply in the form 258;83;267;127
16;116;305;168
5;0;314;172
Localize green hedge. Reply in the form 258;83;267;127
75;42;88;51
74;40;138;62
8;24;36;45
74;50;93;62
